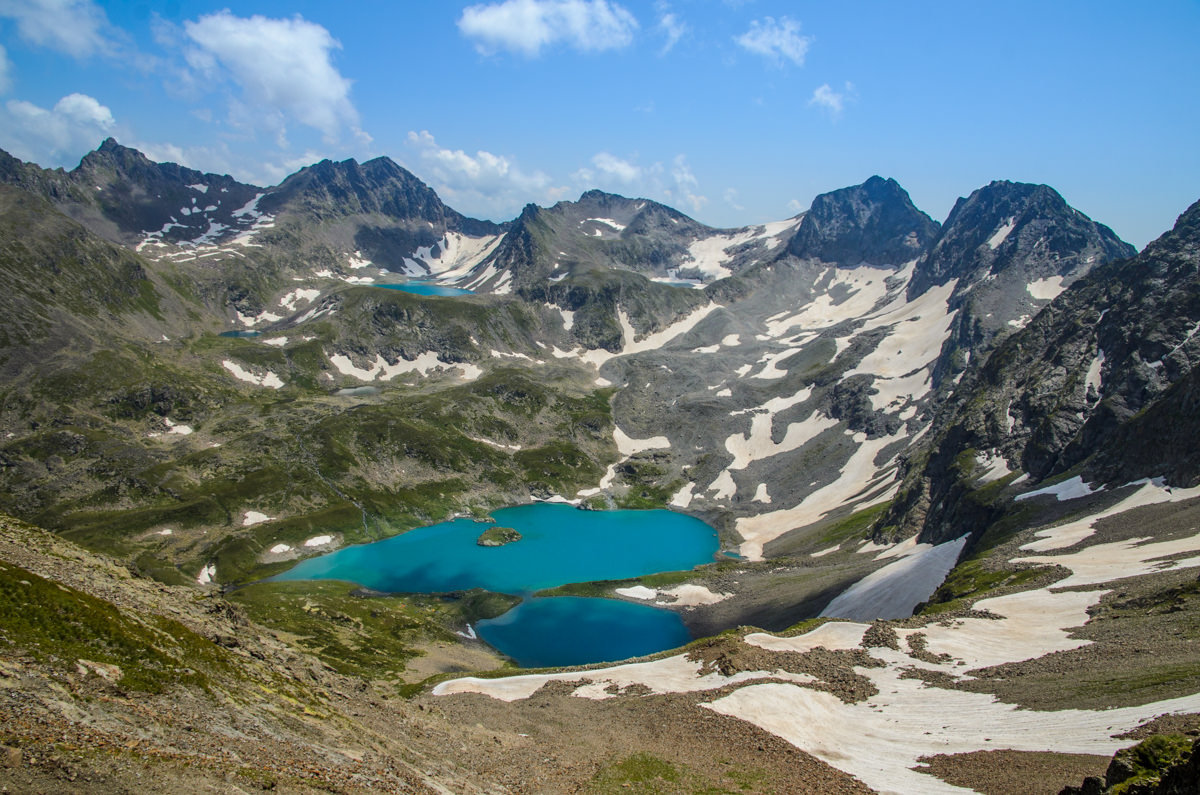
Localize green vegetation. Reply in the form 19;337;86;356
228;580;460;679
476;525;521;546
817;502;892;547
586;754;681;794
919;559;1044;615
535;567;716;599
1108;734;1194;794
584;751;773;794
0;560;226;693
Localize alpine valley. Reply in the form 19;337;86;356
2;139;1200;794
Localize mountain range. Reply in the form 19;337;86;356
1;139;1198;793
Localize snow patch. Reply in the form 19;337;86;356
584;217;626;232
304;535;334;548
820;536;968;621
242;511;272;526
1015;475;1098;502
987;217;1016;249
222;360;284;389
1027;275;1066;301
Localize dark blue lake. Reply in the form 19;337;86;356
274;503;718;665
475;597;693;668
378;282;474;297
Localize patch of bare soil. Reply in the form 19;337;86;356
913;749;1111;795
685;633;884;703
429;683;874;794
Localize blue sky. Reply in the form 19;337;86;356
0;1;1197;247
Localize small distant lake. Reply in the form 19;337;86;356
274;503;718;665
378;282;474;297
334;386;380;397
219;330;262;338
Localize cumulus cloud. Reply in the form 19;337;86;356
809;81;855;119
735;16;811;66
0;0;116;57
407;130;552;215
590;152;642;183
0;92;114;166
787;198;806;214
183;11;364;142
458;0;638;56
723;188;744;211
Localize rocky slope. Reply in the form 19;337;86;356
880;197;1200;546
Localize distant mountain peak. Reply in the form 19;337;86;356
785;176;939;266
909;179;1134;297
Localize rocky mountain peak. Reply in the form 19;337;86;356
263;156;446;219
785;175;939;266
909;180;1134;298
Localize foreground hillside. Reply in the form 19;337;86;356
4;477;1200;793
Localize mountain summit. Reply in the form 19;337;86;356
785;175;939;266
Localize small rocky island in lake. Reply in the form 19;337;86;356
476;526;521;547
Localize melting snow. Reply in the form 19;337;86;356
986;217;1016;249
1015;475;1098;502
1085;350;1105;397
584;218;626;232
820;536;969;621
735;431;903;560
242;511;272;526
329;351;480;382
279;288;320;311
1027;275;1066;300
669;482;696;508
222;360;284;389
196;564;216;585
304;535;334;547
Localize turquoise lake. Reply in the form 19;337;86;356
274;503;718;664
377;282;474;297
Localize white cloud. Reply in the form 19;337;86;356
0;0;115;57
0;92;114;166
183;11;364;142
0;45;10;94
458;0;638;56
723;188;744;211
809;81;855;119
656;3;687;54
735;16;811;66
671;154;706;213
590;151;642;183
407;130;552;215
787;198;806;214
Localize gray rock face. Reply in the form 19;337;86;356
884;197;1200;546
0;137;263;246
785;176;939;266
918;181;1137;396
910;181;1133;297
